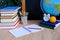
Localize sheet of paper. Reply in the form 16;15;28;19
9;24;44;38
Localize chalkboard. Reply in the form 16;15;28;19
26;0;43;20
26;0;60;20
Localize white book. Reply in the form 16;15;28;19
0;10;18;14
9;24;44;37
1;15;18;22
1;11;18;16
0;19;19;26
0;20;20;29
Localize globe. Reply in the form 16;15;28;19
41;0;60;16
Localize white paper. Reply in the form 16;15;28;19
9;24;44;38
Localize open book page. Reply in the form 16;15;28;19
9;24;44;38
9;27;30;37
23;24;44;33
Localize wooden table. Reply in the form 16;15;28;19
0;20;60;40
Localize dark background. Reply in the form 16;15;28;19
26;0;60;20
26;0;43;20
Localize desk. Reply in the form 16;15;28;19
0;20;60;40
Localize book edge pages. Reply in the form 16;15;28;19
1;15;18;22
1;11;18;16
54;23;60;29
0;20;20;30
1;14;17;19
0;19;19;26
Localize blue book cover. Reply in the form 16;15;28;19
0;6;21;11
40;20;60;27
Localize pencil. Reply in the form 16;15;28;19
28;27;41;30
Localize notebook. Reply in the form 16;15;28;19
9;24;44;38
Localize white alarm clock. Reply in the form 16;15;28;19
43;13;50;21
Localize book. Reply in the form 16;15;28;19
0;15;18;22
39;24;54;29
0;6;21;12
9;24;44;37
1;11;18;16
0;6;21;14
0;19;19;26
0;13;17;19
40;20;60;27
1;13;17;19
0;10;18;14
0;20;20;29
40;20;60;29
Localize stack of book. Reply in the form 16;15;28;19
39;20;60;29
0;6;21;29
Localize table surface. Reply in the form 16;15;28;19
0;20;60;40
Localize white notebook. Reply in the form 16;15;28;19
9;24;44;38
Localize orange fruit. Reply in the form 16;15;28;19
50;16;56;23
